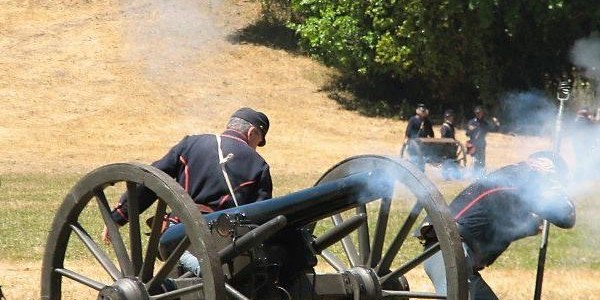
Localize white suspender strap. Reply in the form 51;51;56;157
215;134;239;207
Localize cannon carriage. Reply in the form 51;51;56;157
41;155;468;299
400;138;467;169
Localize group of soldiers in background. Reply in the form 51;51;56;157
404;103;500;179
404;102;600;181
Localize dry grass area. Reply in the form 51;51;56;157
0;0;559;176
0;0;596;299
2;260;598;300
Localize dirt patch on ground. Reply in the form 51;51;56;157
1;0;557;176
1;0;347;174
2;260;598;300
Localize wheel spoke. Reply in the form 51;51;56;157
54;268;105;291
382;289;446;299
147;236;190;293
380;242;441;285
320;249;349;272
368;197;391;267
69;222;121;281
332;214;360;267
376;202;422;274
95;189;134;276
225;283;250;300
141;200;167;282
151;281;204;300
356;205;370;265
127;182;144;275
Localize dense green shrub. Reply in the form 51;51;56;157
262;0;599;111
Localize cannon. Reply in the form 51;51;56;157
41;155;468;299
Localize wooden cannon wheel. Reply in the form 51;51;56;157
311;155;469;299
41;163;225;300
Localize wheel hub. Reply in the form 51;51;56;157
344;267;382;300
97;277;149;300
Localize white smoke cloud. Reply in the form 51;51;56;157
120;0;223;83
560;34;600;244
499;90;556;136
567;34;600;194
570;33;600;85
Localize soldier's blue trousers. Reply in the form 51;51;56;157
159;222;202;276
423;242;498;300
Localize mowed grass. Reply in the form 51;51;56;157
0;173;81;261
1;170;599;300
1;170;598;270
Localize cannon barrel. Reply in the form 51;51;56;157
205;170;387;227
161;170;389;246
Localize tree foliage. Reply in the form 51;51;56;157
265;0;600;112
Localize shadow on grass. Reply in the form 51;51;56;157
228;19;301;54
227;18;418;120
320;75;430;119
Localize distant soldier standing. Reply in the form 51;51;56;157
466;106;500;177
404;103;434;171
440;109;460;180
440;109;456;139
405;104;434;140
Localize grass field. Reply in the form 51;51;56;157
1;171;599;299
2;172;598;266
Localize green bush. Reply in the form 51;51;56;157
262;0;600;110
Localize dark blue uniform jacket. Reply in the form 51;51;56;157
111;129;272;225
440;121;455;139
405;115;434;139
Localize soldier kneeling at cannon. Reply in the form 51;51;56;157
101;107;274;281
417;151;576;300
